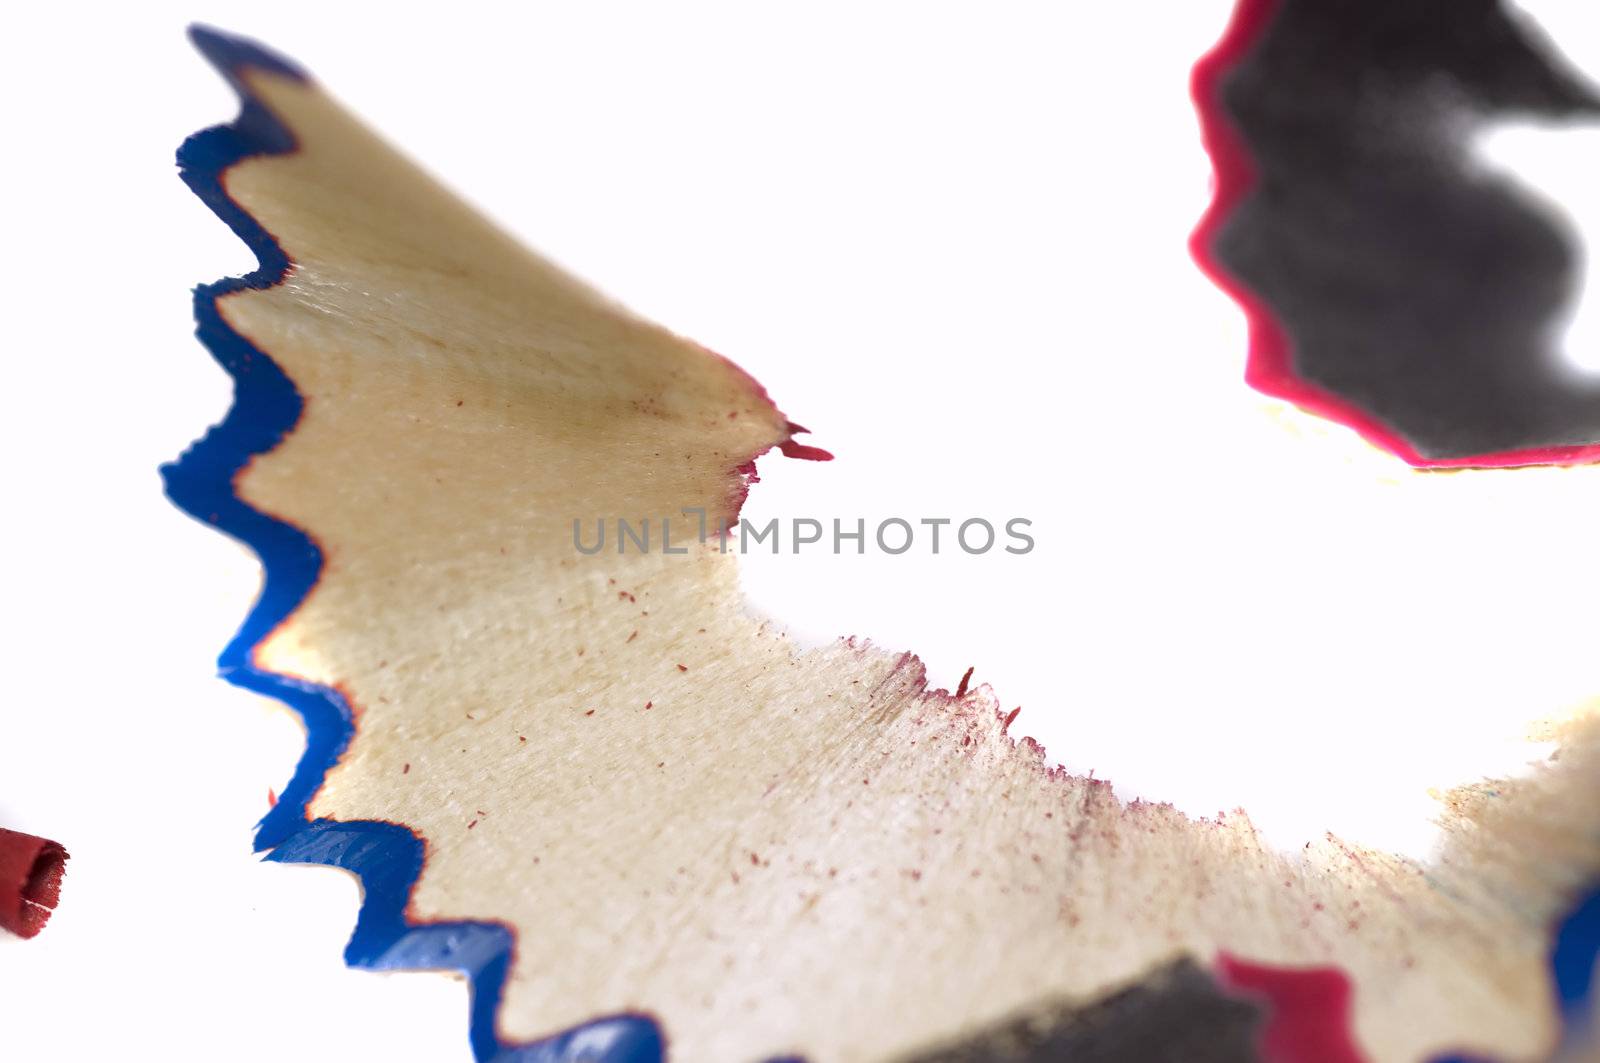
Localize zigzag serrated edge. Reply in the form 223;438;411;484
161;25;662;1063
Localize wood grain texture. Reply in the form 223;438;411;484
201;64;1600;1062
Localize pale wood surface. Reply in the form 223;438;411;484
215;68;1600;1062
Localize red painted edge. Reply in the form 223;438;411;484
1217;953;1368;1063
1189;0;1600;470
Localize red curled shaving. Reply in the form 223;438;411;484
1190;0;1600;469
0;827;69;939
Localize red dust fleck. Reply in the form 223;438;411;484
467;820;478;830
627;630;638;643
519;735;528;742
676;664;688;672
778;438;834;462
750;853;760;866
584;710;595;717
402;763;410;774
956;666;974;698
455;400;464;407
619;591;636;603
645;701;653;710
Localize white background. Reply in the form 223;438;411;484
1;2;1597;1060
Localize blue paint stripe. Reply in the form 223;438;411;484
163;25;661;1063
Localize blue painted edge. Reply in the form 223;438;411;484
159;22;1600;1063
1432;876;1600;1061
161;24;662;1063
1552;887;1600;1040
